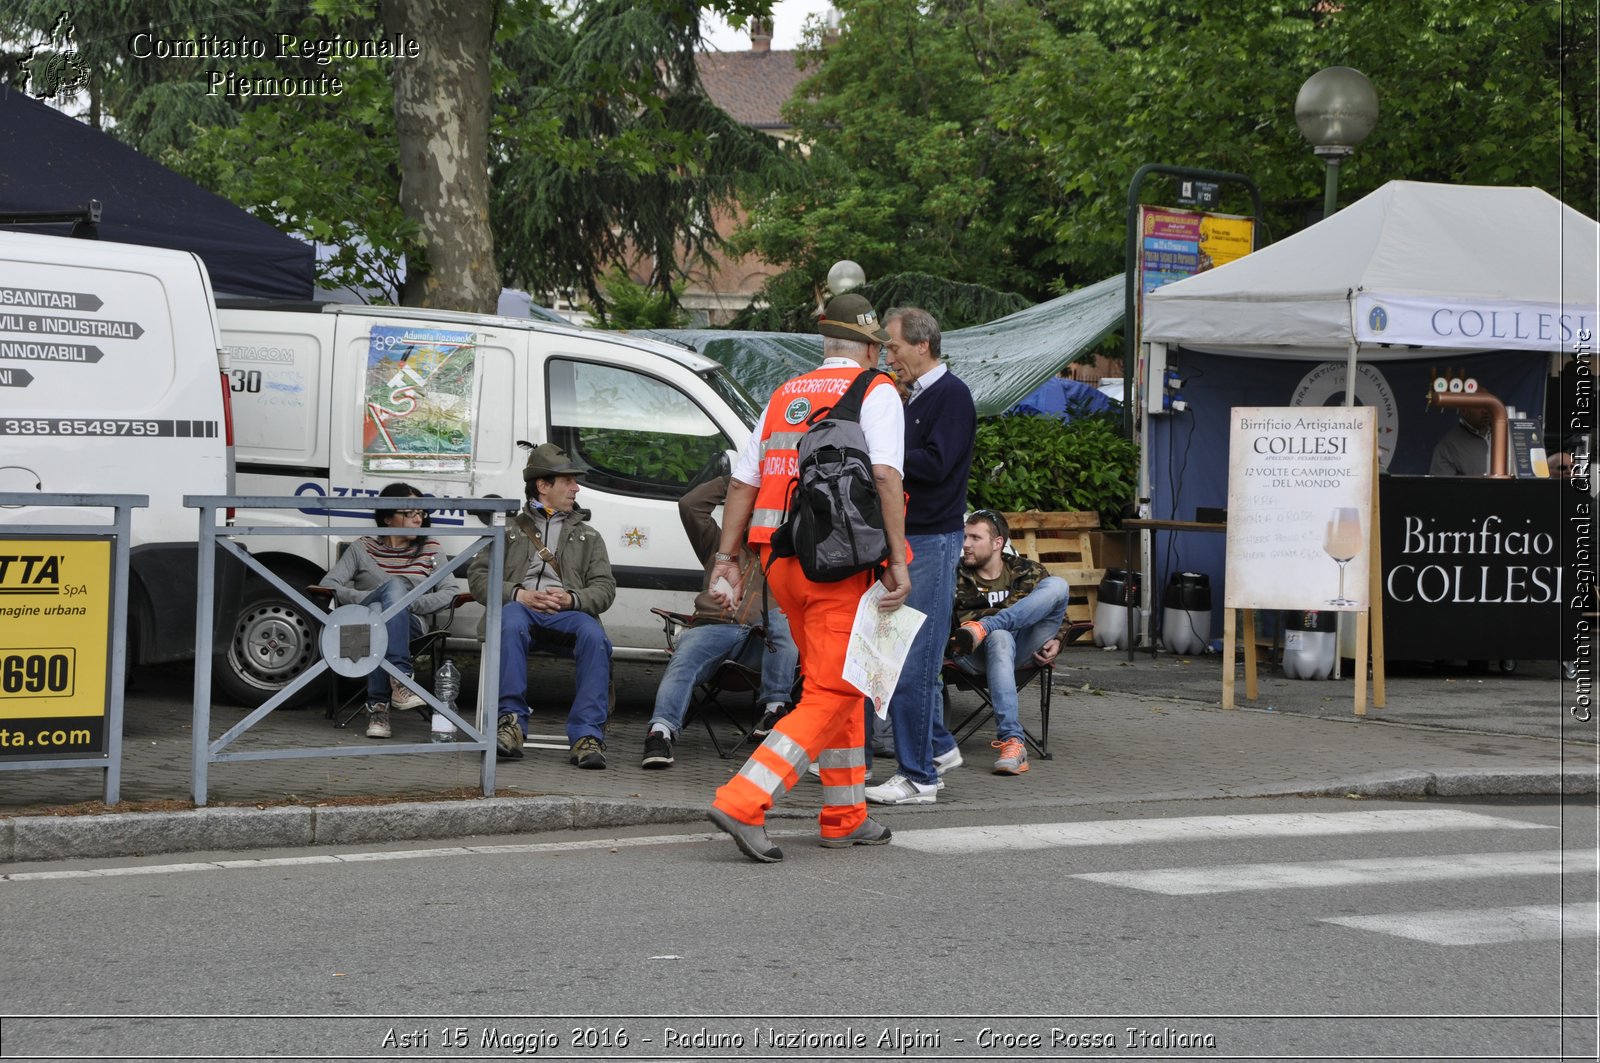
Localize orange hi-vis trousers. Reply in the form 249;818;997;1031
712;552;873;840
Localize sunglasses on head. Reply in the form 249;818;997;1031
969;508;1010;538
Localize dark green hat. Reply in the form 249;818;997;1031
817;292;890;344
521;442;584;482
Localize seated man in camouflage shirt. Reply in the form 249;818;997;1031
940;510;1071;776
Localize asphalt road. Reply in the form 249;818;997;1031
3;795;1595;1062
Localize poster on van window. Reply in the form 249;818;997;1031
362;325;476;472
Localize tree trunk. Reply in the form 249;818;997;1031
382;0;497;312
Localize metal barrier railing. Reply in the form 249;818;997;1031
184;495;518;807
0;493;146;804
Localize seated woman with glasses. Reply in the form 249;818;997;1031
316;482;454;739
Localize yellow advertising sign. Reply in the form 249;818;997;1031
0;538;111;758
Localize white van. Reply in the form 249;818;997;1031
217;302;758;706
0;231;235;672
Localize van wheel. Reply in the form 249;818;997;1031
217;579;323;708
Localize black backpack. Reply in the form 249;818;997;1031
769;368;890;582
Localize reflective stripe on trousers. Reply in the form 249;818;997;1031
712;552;874;838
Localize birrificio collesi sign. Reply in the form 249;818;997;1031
1225;406;1376;611
0;537;111;759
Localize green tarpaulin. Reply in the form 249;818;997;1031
637;275;1124;417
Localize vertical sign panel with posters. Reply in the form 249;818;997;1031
1137;206;1256;308
362;325;477;473
1225;407;1376;611
0;537;111;759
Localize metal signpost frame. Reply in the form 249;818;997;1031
1123;165;1264;651
0;492;146;805
185;495;518;808
1122;164;1265;439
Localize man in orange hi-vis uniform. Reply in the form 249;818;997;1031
704;291;912;863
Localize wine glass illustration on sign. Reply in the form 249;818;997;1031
1323;507;1363;607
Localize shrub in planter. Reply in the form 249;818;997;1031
966;411;1138;527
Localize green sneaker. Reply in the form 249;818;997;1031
570;735;606;769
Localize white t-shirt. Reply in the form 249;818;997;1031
732;358;905;486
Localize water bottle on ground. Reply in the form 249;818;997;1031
431;658;460;743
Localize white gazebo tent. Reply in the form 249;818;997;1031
1143;179;1598;367
1132;180;1597;656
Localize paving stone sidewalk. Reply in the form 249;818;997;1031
1;649;1594;863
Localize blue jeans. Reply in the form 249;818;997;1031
362;579;426;701
647;607;797;738
883;529;961;786
498;603;613;743
952;576;1070;740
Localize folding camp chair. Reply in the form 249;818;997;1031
316;588;473;727
651;607;782;759
941;658;1055;760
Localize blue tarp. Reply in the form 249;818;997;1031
1009;375;1117;420
0;88;314;299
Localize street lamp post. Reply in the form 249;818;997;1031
1295;67;1379;218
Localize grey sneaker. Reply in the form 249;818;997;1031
992;736;1029;775
819;816;893;848
570;735;606;769
495;713;524;760
365;702;391;739
708;807;782;863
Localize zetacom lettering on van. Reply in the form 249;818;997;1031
0;231;233;681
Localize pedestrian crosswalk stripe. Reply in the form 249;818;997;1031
889;810;1552;854
1074;849;1597;895
1321;903;1598;945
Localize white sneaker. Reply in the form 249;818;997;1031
933;746;964;776
864;773;937;805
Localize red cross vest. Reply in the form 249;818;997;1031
747;364;896;546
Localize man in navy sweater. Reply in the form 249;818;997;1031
865;306;978;805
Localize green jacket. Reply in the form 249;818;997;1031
952;552;1073;644
468;504;616;637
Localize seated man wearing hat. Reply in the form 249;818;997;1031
468;442;617;768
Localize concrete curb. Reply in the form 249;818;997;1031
2;768;1592;865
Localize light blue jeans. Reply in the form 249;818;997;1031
361;579;426;701
647;607;797;738
951;576;1070;740
882;530;961;786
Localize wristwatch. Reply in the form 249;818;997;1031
712;551;737;563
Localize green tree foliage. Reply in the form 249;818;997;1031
5;0;783;312
1002;0;1596;282
968;412;1139;526
733;0;1066;307
737;0;1595;304
491;0;796;310
589;266;690;329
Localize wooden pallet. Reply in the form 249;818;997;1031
1001;510;1104;633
